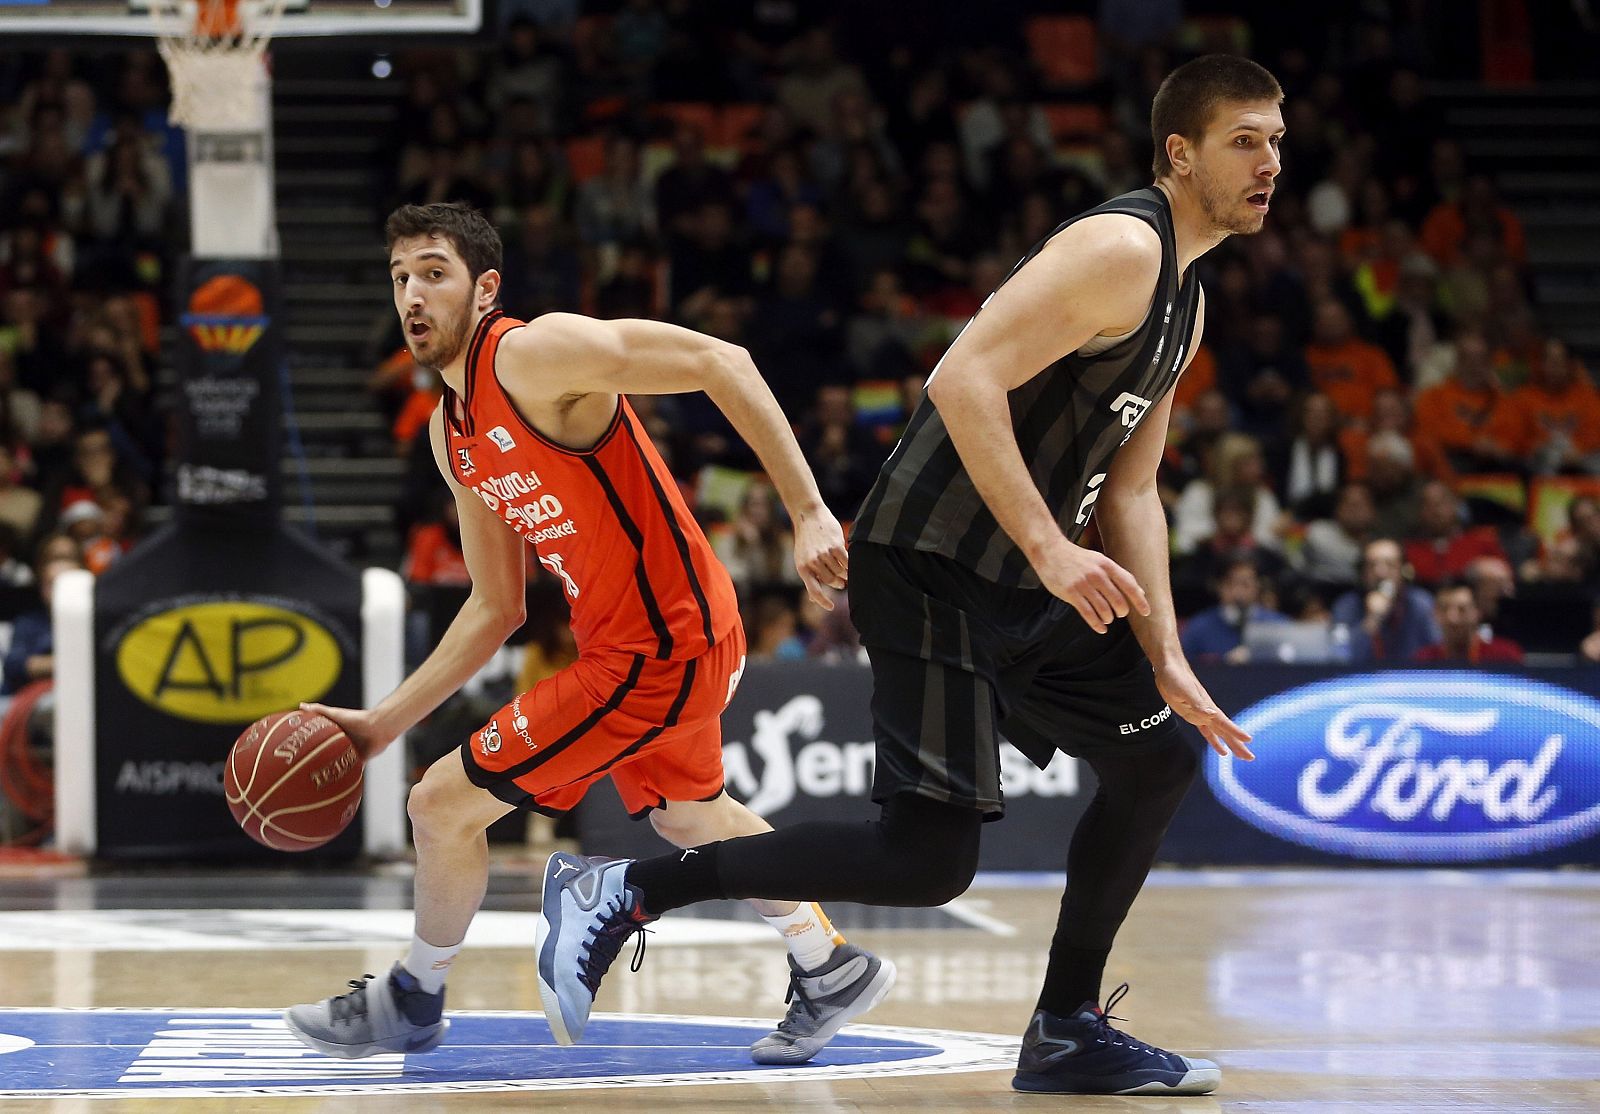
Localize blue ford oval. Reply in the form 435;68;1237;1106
1207;671;1600;861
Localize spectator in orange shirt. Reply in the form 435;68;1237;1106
402;494;472;665
391;365;445;451
1490;303;1545;387
1412;329;1502;472
1342;387;1450;483
1169;341;1217;422
1482;339;1600;473
1419;175;1527;270
1403;480;1506;589
1413;578;1523;664
367;346;420;426
1304;297;1398;420
403;497;470;588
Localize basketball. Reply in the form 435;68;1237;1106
224;710;363;852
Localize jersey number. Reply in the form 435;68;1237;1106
540;552;580;599
725;654;747;709
1075;473;1107;526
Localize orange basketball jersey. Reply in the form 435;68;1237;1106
442;311;739;659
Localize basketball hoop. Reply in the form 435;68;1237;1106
152;0;285;131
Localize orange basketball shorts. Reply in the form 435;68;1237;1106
460;625;747;818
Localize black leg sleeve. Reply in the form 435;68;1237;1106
1037;738;1199;1014
627;793;983;915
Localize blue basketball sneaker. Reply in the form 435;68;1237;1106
1011;984;1220;1095
535;852;656;1046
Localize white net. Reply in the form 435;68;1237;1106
152;0;285;131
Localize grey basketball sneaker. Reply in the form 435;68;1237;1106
284;964;448;1059
750;943;898;1064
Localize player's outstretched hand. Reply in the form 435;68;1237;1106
298;702;390;761
1153;662;1254;760
793;507;849;611
1032;537;1150;634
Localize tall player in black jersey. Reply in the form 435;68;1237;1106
536;55;1281;1095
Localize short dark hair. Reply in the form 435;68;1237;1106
385;202;503;282
1150;54;1284;177
1215;554;1260;584
1436;576;1476;598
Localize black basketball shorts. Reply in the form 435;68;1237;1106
847;541;1182;817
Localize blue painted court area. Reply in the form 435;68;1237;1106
0;1009;1015;1099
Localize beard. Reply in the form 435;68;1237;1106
1196;167;1266;236
408;289;475;372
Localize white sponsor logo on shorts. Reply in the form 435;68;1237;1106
1119;705;1173;735
511;698;534;750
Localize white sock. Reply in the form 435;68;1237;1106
403;934;463;994
761;902;845;971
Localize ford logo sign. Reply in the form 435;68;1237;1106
1208;671;1600;861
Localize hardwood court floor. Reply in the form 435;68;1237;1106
1;865;1597;1111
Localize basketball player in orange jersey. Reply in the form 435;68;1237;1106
284;202;894;1061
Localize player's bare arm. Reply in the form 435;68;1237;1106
925;214;1161;630
303;404;527;758
1097;290;1252;759
497;313;848;609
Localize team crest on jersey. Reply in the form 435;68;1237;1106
478;722;502;755
457;447;477;476
487;425;517;452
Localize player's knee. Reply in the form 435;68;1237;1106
407;766;476;840
881;851;976;906
875;813;980;905
874;793;982;905
921;858;978;905
406;779;443;833
647;807;691;847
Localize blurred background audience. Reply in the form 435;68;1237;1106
4;3;1598;665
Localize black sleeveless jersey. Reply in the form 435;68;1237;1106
851;187;1201;587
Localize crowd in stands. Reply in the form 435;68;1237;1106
3;4;1599;686
0;50;176;693
386;4;1600;667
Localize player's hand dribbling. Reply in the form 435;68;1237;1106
1032;537;1151;634
1153;660;1255;760
298;702;390;761
792;506;849;611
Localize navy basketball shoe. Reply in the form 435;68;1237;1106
1011;984;1220;1095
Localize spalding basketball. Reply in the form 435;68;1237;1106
225;710;363;851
